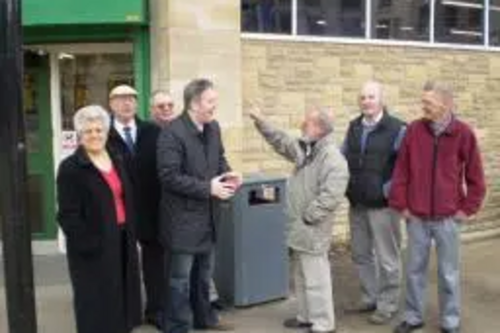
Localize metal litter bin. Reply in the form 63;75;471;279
213;175;289;307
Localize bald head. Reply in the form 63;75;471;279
359;81;384;119
301;108;334;140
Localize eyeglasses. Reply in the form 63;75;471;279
156;102;174;109
81;127;105;136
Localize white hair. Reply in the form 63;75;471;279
150;89;172;106
423;80;454;102
73;105;111;134
361;80;385;103
309;107;335;135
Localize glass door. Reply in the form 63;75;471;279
24;50;56;238
58;51;134;130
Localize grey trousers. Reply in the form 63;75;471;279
293;250;336;332
404;216;461;330
349;207;402;314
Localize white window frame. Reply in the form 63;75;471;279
241;0;500;52
431;0;436;43
485;0;490;46
366;0;372;39
292;0;298;35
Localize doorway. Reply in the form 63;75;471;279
23;43;135;239
24;50;56;238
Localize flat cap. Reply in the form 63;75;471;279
109;85;137;99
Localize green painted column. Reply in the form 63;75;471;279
133;26;151;120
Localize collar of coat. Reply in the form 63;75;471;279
109;115;145;140
423;112;458;137
181;112;214;139
297;132;336;168
353;109;392;131
74;145;124;169
310;132;336;154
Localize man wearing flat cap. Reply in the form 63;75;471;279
107;84;166;329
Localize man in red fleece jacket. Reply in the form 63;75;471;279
389;81;486;333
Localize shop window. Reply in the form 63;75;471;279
378;0;392;9
297;0;366;37
371;0;430;41
241;0;498;48
241;0;292;34
59;53;133;131
435;0;484;45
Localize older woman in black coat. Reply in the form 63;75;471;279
56;105;141;333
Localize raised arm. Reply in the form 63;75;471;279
249;109;301;164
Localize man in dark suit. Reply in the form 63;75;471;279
157;79;242;333
107;85;166;329
151;89;226;312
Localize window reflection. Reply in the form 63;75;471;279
24;51;47;154
240;0;500;47
59;53;133;130
372;0;430;41
297;0;366;37
435;0;484;44
242;0;292;34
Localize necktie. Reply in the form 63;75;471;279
123;126;135;153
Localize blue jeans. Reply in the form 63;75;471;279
404;216;461;330
163;251;218;333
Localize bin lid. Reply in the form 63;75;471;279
242;173;287;186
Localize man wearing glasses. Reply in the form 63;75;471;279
151;90;176;126
135;89;177;329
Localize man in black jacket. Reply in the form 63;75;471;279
157;79;242;333
107;85;166;329
342;81;406;325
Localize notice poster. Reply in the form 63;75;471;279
61;130;78;161
58;130;78;254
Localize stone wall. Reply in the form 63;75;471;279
242;39;500;239
150;0;244;170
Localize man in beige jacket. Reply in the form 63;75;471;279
249;107;348;333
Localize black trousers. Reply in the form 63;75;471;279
140;238;166;322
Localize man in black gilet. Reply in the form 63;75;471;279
343;81;406;325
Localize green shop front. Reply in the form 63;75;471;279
20;0;150;239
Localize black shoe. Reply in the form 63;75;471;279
211;300;227;311
144;316;162;330
197;320;235;331
441;328;460;333
368;310;396;325
344;303;377;314
393;321;425;333
283;318;313;329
